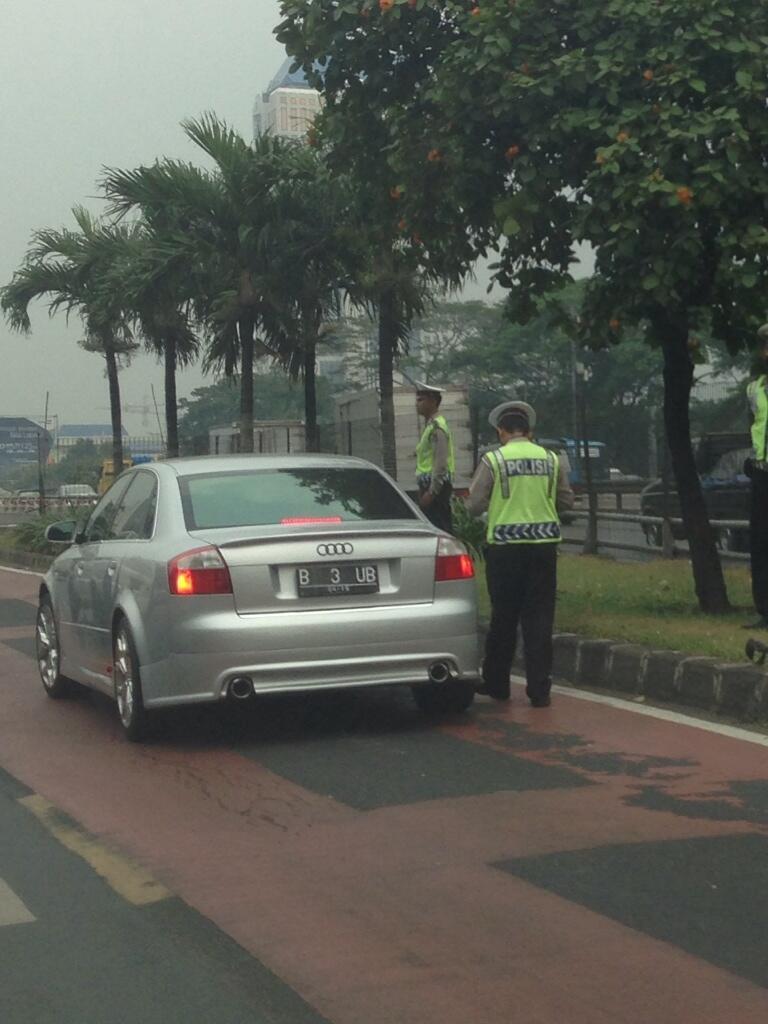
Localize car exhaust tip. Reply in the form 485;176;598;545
229;676;254;700
428;661;451;684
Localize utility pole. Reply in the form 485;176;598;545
36;391;50;516
575;361;598;555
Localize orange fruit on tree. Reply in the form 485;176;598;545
643;69;654;81
470;5;481;14
609;318;621;331
676;186;693;205
427;148;442;162
616;131;630;143
505;145;520;160
379;0;394;11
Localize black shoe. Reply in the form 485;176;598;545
741;617;768;630
475;684;510;701
529;696;551;708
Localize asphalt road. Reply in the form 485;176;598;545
1;566;768;1023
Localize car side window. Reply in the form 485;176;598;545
83;475;135;543
110;471;158;541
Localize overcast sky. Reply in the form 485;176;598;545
0;0;287;435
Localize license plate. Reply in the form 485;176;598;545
296;562;379;597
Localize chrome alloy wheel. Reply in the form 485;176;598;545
113;627;136;728
36;603;60;692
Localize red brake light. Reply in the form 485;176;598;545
280;517;343;525
168;546;232;596
435;537;475;581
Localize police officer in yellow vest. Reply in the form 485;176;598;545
745;324;768;629
466;400;574;706
415;381;455;533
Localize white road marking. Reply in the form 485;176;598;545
510;675;768;748
0;877;35;926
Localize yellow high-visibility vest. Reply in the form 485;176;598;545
485;440;561;544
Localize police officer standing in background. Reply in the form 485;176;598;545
415;381;455;533
466;400;574;706
745;324;768;629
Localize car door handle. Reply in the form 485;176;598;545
75;564;84;577
107;562;117;577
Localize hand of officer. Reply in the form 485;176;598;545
419;491;434;510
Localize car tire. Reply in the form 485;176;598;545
412;679;476;715
35;596;73;699
113;621;149;742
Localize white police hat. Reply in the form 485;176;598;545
414;380;445;396
488;400;536;431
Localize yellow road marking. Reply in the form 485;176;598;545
19;795;170;906
0;877;35;926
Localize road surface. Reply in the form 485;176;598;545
1;566;767;1023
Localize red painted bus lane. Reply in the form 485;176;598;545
1;567;767;1023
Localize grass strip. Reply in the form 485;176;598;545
475;552;755;664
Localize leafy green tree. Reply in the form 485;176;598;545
403;290;662;471
52;439;108;489
1;208;138;471
278;0;768;612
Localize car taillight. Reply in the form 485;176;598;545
435;536;475;581
168;546;232;596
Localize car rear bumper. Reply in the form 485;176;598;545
140;596;480;706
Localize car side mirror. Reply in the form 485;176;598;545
45;521;78;545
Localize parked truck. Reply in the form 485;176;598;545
334;385;474;490
209;420;306;456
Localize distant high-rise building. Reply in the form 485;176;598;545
253;57;322;141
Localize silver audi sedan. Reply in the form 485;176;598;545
36;455;480;740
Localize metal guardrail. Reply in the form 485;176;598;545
0;496;95;513
566;509;750;561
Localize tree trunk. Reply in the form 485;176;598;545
238;314;255;453
378;290;398;479
303;339;319;452
657;315;730;613
104;344;124;474
164;334;179;458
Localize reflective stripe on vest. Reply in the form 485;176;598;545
748;375;768;462
485;440;561;545
415;414;455;485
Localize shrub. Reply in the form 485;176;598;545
451;499;486;561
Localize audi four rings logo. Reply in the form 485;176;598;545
317;542;354;556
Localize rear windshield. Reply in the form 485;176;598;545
178;467;417;530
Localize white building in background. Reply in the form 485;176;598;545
253;57;322;141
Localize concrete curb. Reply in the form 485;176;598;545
486;627;768;723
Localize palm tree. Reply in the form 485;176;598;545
0;207;138;471
104;225;199;457
104;116;299;454
261;147;356;451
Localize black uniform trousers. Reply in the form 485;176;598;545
420;482;453;534
482;542;558;702
750;469;768;619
